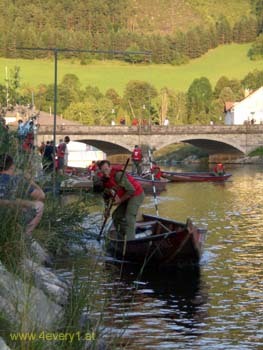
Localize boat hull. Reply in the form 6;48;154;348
105;214;206;269
132;175;168;194
162;171;232;182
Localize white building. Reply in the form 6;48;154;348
225;87;263;125
66;141;106;168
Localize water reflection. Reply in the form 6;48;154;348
103;265;208;350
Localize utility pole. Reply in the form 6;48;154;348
5;66;9;109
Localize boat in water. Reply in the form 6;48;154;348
161;171;232;182
131;174;168;194
104;214;206;269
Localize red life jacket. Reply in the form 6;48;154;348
132;148;142;161
103;165;143;199
151;165;162;180
57;143;66;158
214;163;224;172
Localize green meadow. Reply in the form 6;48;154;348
0;44;262;94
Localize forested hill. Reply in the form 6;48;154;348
0;0;262;63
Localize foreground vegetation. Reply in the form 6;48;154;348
0;130;127;349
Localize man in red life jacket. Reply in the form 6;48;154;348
99;160;145;240
151;161;162;180
213;162;225;176
131;145;143;175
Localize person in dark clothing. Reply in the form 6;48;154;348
42;141;54;174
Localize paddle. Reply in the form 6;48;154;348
97;158;130;241
148;148;159;216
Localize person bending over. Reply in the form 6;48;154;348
99;160;145;240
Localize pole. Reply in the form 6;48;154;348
97;158;130;241
5;66;9;108
148;148;159;216
53;49;58;197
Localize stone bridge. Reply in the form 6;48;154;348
37;124;263;157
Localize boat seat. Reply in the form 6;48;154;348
135;220;156;228
135;230;153;239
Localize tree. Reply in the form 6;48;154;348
9;65;21;105
215;15;232;44
214;76;231;98
94;97;113;125
242;69;263;90
248;34;263;60
84;86;103;100
124;44;145;63
123;81;158;121
233;16;257;43
187;77;213;124
105;88;122;109
64;99;97;125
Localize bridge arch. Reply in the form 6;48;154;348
76;138;132;156
155;136;245;155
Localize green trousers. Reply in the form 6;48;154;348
132;160;142;175
112;192;145;240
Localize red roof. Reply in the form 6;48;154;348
224;101;234;112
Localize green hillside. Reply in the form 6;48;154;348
1;44;262;94
130;0;251;34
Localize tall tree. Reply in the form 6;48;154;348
187;77;213;124
123;80;158;121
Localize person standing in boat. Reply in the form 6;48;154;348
213;162;225;176
99;160;145;240
131;145;143;175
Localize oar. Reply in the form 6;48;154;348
97;158;130;241
148;148;159;216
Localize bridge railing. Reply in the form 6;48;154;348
36;124;263;135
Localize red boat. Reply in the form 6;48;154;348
105;214;207;269
161;171;232;182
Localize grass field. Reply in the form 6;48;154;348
0;44;262;94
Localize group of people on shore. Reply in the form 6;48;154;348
39;136;70;175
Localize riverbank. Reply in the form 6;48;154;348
0;193;122;350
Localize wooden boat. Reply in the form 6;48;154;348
131;174;168;194
105;214;206;269
161;171;232;182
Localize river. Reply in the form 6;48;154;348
61;164;263;350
